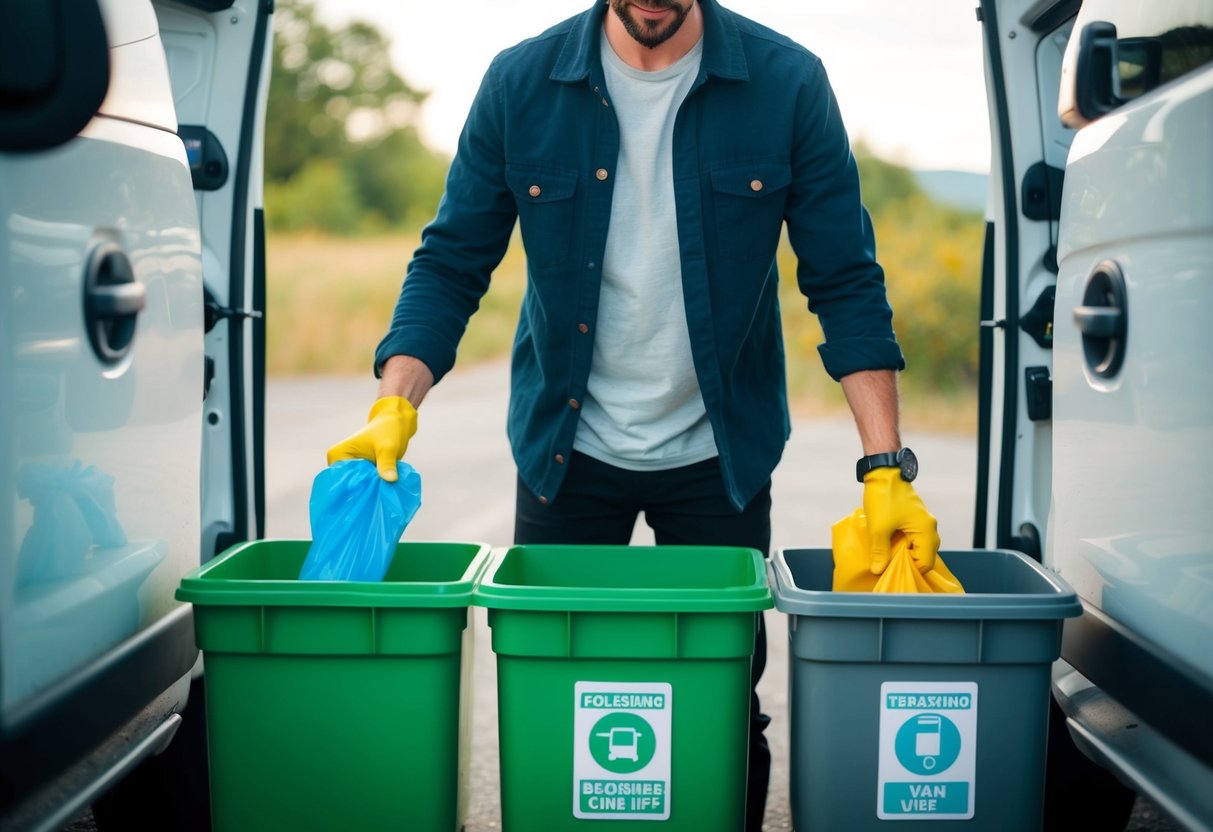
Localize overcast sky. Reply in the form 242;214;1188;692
313;0;991;173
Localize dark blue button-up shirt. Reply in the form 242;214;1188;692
376;0;905;510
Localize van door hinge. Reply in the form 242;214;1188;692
1010;522;1042;562
1021;162;1064;222
204;355;215;400
1019;285;1055;348
204;300;263;333
1025;366;1052;421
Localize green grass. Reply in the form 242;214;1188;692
265;230;977;434
265;230;528;376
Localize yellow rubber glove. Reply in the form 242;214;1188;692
862;467;941;575
326;396;418;482
831;509;963;593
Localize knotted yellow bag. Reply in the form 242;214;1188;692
831;508;964;594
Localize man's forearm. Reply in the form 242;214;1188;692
840;369;901;455
378;354;435;408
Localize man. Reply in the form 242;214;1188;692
328;0;940;827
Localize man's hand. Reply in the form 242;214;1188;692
326;396;418;482
862;467;940;574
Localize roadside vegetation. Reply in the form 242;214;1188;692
264;0;982;433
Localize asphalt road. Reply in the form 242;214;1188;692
64;362;1181;831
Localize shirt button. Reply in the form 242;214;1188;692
577;323;589;334
569;398;581;410
528;185;541;197
596;168;609;181
538;495;549;505
587;261;596;269
750;179;764;192
555;454;565;464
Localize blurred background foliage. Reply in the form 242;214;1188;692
264;0;982;431
264;0;449;231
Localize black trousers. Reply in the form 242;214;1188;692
515;452;771;832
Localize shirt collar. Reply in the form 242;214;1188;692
550;0;748;84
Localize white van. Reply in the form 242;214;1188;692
979;1;1212;828
0;1;269;828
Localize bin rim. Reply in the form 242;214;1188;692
768;547;1083;620
471;545;774;612
175;540;493;608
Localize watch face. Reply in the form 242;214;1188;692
899;447;919;482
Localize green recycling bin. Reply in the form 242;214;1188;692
474;544;772;830
176;540;491;832
770;547;1083;831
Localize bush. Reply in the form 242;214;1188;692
347;128;449;228
877;197;983;395
265;159;362;234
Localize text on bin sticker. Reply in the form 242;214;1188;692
878;681;978;820
574;682;672;821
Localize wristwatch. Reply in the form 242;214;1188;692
856;447;918;483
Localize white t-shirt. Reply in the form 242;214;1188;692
573;31;716;471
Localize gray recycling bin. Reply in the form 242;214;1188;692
770;547;1082;831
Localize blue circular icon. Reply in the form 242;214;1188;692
894;713;961;775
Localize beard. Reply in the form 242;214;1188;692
609;0;691;49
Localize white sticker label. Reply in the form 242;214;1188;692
877;681;978;820
573;681;672;821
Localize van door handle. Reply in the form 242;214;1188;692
89;281;146;317
1072;306;1123;338
84;240;144;363
1076;260;1128;378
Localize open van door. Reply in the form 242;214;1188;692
156;0;271;560
979;1;1213;828
0;0;269;828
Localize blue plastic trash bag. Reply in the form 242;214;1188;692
299;459;422;581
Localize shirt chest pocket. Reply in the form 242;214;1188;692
709;162;792;263
506;165;579;269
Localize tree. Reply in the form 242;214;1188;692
265;0;449;231
347;127;451;228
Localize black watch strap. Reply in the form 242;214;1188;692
856;447;918;483
856;452;899;482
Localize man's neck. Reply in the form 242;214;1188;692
603;2;704;72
